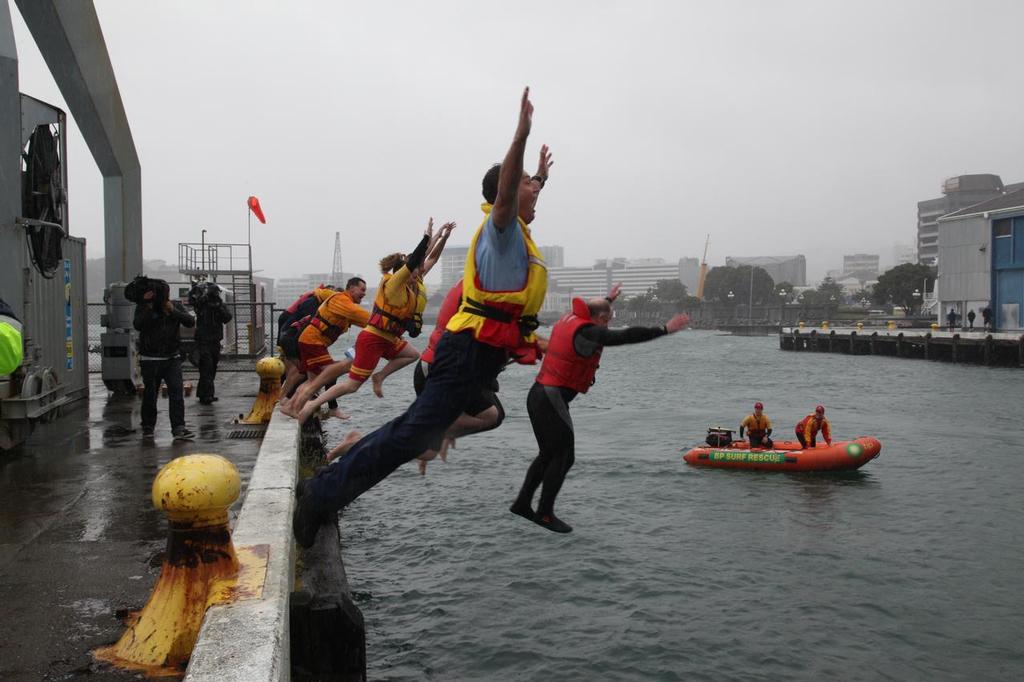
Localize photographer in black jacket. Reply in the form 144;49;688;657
190;282;232;405
133;281;195;440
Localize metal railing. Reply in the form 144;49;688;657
88;302;284;373
178;242;252;276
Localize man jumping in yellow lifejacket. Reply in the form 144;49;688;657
740;401;773;448
293;87;551;547
294;219;455;424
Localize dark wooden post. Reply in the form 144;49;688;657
896;333;903;358
924;333;931;360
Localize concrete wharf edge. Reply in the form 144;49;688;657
778;326;1024;366
184;410;299;682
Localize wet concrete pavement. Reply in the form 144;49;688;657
0;373;269;680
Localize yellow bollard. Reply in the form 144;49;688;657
856;322;864;331
931;322;940;332
821;321;830;330
798;321;805;330
94;455;267;676
237;356;285;424
887;320;896;331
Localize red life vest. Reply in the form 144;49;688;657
421;281;464;365
536;298;601;394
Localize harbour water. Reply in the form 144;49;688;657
324;329;1024;681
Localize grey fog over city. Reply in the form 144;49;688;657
12;0;1024;284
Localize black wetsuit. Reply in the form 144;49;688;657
513;324;667;522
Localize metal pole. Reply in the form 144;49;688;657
748;268;754;323
201;228;206;271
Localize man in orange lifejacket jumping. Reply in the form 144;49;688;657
795;405;831;449
293;219;455;425
510;285;690;533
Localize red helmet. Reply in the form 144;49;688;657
754;402;763;409
815;405;825;415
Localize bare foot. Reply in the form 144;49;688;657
325;407;351;420
371;373;385;398
279;401;298;418
416;449;438;476
326;429;363;462
297;404;317;425
438;437;455;463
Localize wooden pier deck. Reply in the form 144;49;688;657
779;327;1024;367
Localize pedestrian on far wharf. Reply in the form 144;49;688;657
967;309;976;330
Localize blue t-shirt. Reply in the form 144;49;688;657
474;213;528;291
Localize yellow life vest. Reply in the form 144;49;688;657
446;203;547;350
368;272;418;337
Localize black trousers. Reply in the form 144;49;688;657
196;342;221;401
515;382;576;517
141;358;185;430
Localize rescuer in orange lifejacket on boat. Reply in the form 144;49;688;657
510;284;690;534
740;402;773;448
795;405;831;449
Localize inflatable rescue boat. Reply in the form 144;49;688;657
683;437;881;472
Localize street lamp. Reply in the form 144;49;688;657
727;290;735;322
779;289;789;326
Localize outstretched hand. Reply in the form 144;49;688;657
515;87;533;140
536;144;553;180
607;282;623;302
665;313;690;333
423;216;434;240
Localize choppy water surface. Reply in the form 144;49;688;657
324;329;1024;681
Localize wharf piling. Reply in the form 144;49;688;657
779;327;1024;368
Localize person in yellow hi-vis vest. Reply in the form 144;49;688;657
293;88;552;547
0;298;24;376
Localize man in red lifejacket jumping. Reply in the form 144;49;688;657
510;285;690;533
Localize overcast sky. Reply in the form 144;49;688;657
11;0;1024;285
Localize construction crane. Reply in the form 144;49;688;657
696;234;710;300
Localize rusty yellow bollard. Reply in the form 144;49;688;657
931;322;940;332
887;320;897;331
856;322;864;331
237;356;285;424
94;455;266;676
798;321;805;330
821;321;830;330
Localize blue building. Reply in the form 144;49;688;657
937;189;1024;330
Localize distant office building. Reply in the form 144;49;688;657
548;257;700;299
936;188;1024;330
725;255;806;287
893;244;917;267
539;245;565;268
439;245;470;290
917;174;1008;265
275;272;353;307
835;253;880;285
843;254;879;277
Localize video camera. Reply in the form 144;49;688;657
188;281;222;308
124;274;170;307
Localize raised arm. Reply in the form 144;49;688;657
421;221;456;277
491;87;533;231
531;144;553;196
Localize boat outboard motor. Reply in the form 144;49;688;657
706;427;733;447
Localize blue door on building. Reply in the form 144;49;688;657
992;216;1024;330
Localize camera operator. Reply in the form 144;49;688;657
133;280;195;440
191;283;232;405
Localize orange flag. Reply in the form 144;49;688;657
247;195;266;224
